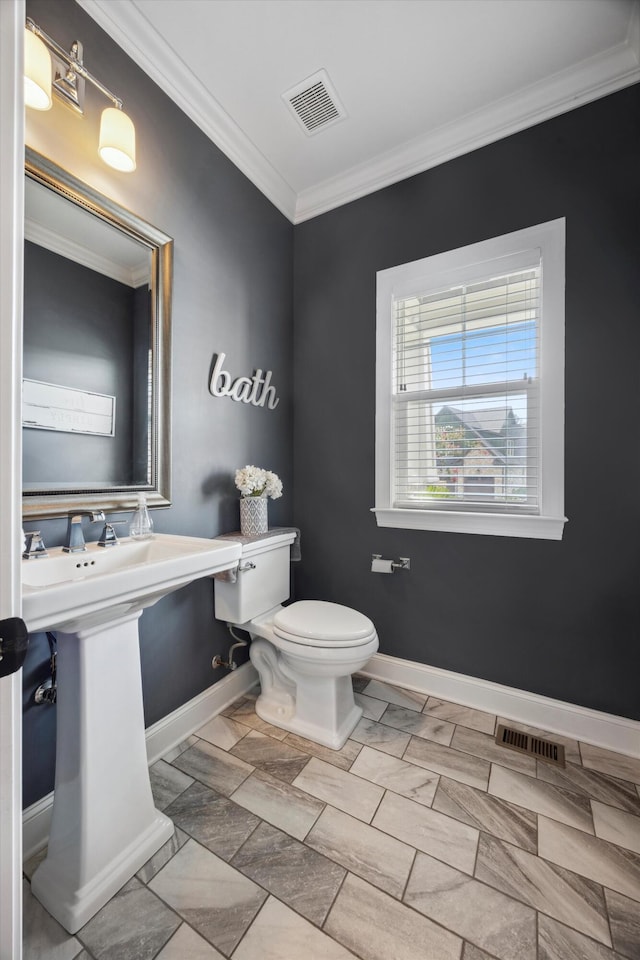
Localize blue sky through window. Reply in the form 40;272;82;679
430;320;536;390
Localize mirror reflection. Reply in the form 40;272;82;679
23;148;173;520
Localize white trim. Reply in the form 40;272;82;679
76;0;296;222
361;652;640;759
375;219;566;540
77;0;640;225
24;218;147;288
294;23;640;222
22;792;54;865
23;662;258;860
372;507;566;540
24;652;639;860
0;1;25;956
144;661;258;765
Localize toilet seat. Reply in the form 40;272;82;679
273;600;376;648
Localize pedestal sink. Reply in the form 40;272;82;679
22;534;242;934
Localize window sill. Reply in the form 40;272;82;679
371;507;567;540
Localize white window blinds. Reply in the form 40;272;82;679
392;266;540;513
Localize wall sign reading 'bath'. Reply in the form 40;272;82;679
208;352;280;410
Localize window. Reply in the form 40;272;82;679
374;220;566;539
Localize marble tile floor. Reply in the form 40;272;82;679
23;677;640;960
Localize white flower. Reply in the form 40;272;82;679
264;471;282;499
235;465;282;499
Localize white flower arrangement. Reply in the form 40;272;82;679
235;465;283;499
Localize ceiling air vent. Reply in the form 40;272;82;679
282;69;346;136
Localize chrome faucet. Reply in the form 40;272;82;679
62;510;105;554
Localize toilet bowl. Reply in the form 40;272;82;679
214;531;378;749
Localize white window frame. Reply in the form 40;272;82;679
373;219;566;540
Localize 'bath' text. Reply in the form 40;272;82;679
208;352;280;410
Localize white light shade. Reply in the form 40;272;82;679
24;28;52;111
99;107;136;172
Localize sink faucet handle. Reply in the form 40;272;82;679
23;530;48;559
97;520;127;548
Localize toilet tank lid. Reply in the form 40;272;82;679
274;600;376;643
217;529;297;558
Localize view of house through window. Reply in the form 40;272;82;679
393;269;539;512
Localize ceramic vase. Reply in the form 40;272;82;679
239;496;268;536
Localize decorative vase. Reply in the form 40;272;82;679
239;496;268;537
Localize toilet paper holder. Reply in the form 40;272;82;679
371;554;411;574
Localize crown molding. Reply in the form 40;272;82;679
25;217;146;287
294;12;640;222
76;0;297;222
78;0;640;226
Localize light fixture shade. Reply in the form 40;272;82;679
99;107;136;172
24;28;52;111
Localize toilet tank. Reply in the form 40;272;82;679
214;531;296;624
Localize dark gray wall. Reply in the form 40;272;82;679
23;241;135;485
292;84;640;722
23;0;293;807
21;0;638;809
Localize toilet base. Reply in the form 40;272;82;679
249;636;368;749
255;691;363;750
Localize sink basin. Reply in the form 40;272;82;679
25;532;242;933
23;533;242;633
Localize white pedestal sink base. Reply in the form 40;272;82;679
31;611;174;934
30;809;173;935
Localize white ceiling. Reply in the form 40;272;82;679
79;0;640;223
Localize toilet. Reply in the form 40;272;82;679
214;530;378;749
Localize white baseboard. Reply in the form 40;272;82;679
24;653;639;860
23;792;54;865
144;662;259;766
23;662;258;861
361;653;640;759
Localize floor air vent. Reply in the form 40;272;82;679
495;724;565;767
282;69;346;136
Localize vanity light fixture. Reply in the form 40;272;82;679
24;27;52;111
24;18;136;173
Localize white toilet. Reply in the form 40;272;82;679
214;530;378;749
